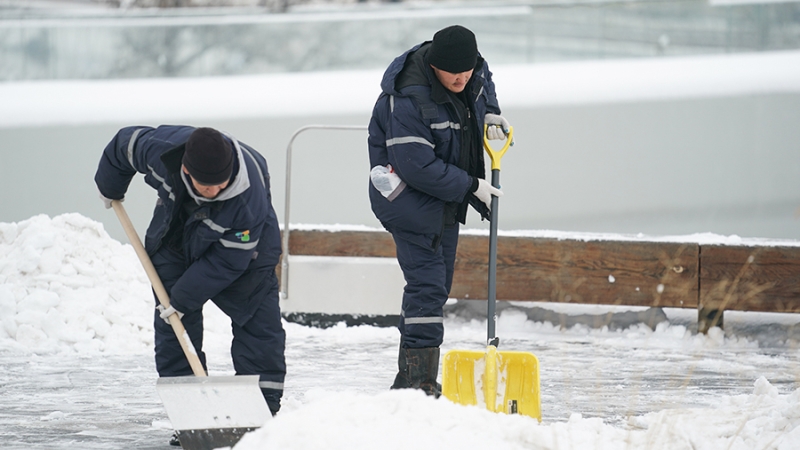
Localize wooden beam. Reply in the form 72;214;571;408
287;229;396;258
451;235;698;308
699;245;800;314
284;230;700;309
281;230;800;333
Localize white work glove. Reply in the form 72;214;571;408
98;190;122;209
473;178;503;210
157;304;184;324
484;113;511;140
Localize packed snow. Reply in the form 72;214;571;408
1;213;799;449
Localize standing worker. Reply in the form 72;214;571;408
368;25;511;396
95;126;286;445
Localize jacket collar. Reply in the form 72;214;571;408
160;142;185;175
161;134;251;204
429;67;451;105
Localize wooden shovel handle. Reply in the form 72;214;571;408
111;200;207;377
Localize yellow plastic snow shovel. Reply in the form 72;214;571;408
112;201;271;450
441;126;542;421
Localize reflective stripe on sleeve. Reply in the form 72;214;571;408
126;128;143;169
386;136;435;149
220;238;259;250
148;165;175;201
202;218;229;234
201;218;258;250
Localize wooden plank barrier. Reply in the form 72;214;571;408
450;236;699;310
698;245;800;330
282;229;800;332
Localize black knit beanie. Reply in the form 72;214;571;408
182;127;234;186
428;25;478;74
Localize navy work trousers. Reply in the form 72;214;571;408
150;247;286;410
392;224;460;349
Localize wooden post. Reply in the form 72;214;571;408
697;307;723;334
699;244;800;332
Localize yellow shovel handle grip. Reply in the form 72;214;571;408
483;124;514;171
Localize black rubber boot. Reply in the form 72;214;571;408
390;347;441;398
262;389;281;416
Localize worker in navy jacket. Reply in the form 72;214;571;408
95;126;286;419
368;25;510;396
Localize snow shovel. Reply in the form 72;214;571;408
111;200;272;450
441;126;542;421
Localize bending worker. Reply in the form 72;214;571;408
367;25;511;396
94;126;286;442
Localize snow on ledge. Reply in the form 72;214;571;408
2;51;799;128
286;223;800;247
496;50;800;109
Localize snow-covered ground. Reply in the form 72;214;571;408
1;213;799;449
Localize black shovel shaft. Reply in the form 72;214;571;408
487;168;500;343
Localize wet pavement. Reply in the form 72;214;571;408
1;309;798;449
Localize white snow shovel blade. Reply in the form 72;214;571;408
157;375;271;450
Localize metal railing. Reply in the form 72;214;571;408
279;124;369;300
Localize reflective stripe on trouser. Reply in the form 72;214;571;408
151;247;287;406
231;272;286;409
392;224;459;348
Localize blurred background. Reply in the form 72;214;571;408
1;0;799;243
3;0;799;80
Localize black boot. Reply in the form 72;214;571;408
390;347;441;398
261;388;282;416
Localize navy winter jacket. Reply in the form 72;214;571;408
368;42;501;246
95;125;282;324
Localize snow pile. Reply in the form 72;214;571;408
233;376;800;450
0;213;153;354
0;213;766;356
633;376;800;450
